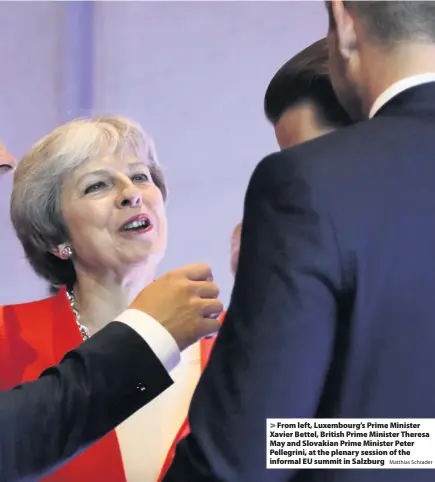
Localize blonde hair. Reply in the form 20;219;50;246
11;115;167;288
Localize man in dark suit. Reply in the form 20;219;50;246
164;2;435;481
0;143;222;481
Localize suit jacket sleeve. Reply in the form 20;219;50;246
164;152;344;481
0;320;173;482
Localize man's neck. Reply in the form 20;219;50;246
359;43;435;118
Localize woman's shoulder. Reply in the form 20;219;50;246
0;293;58;313
0;288;73;384
0;290;65;325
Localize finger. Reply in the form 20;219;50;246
201;299;224;317
194;281;220;298
197;317;221;339
181;263;213;282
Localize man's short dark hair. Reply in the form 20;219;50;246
264;39;352;128
327;1;435;45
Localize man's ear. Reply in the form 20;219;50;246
51;243;72;260
331;0;357;60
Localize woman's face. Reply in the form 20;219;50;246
57;152;167;276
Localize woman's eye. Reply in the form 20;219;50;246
84;181;107;194
131;173;150;183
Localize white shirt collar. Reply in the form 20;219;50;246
369;73;435;118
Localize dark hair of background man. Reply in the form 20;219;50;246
264;38;352;128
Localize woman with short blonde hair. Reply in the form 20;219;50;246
1;116;212;481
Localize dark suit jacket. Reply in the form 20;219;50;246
0;321;172;481
164;83;435;482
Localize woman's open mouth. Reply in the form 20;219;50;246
120;214;153;233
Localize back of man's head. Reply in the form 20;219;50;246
326;1;435;120
333;1;435;46
264;39;352;129
264;39;352;148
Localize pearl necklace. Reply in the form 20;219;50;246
66;289;90;341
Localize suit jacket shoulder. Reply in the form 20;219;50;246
251;120;375;193
254;114;419;196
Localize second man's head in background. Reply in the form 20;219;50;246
264;38;353;150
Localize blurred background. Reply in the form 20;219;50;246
0;1;326;305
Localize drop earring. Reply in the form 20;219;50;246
61;246;73;259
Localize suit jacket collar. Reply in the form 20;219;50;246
369;74;435;118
